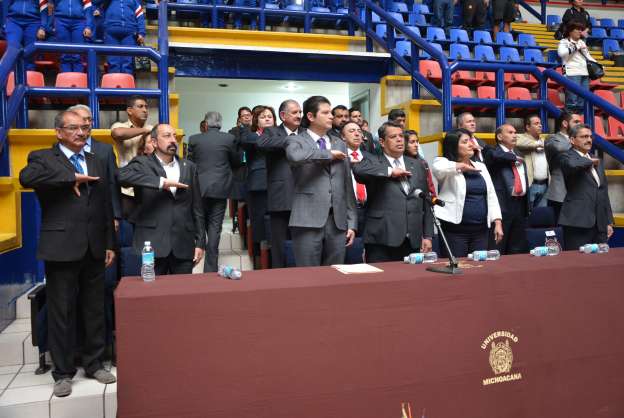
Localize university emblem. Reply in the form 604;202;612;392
481;331;522;386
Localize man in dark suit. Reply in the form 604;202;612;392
118;124;206;275
485;124;529;254
558;124;614;250
19;110;117;398
227;106;252;232
349;107;378;154
286;96;357;267
256;99;301;268
187;112;241;272
457;112;492;163
352;121;433;262
545;111;582;223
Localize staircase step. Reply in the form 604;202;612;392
15;292;30;320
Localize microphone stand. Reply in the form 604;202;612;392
424;201;463;275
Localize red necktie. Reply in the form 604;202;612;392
511;162;523;195
351;151;367;203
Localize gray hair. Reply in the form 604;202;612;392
54;110;81;129
278;99;299;115
67;104;92;115
456;112;473;128
203;111;222;129
569;123;592;139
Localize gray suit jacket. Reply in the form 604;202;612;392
544;132;571;203
257;124;296;212
352;152;434;248
286;130;357;231
187;128;242;199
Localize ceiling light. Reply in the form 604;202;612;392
282;82;299;91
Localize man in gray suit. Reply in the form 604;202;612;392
286;96;357;267
257;99;301;268
352;121;433;262
545;111;582;223
187;112;242;272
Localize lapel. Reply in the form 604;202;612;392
52;143;77;174
89;137;99;155
149;154;167;178
571;150;600;188
382;154;408;196
85;151;98;177
404;157;419;196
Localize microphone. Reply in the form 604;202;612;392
415;189;445;207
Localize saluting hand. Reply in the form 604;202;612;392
331;150;347;160
390;168;411;178
162;178;189;191
73;173;100;197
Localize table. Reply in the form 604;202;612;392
115;250;624;418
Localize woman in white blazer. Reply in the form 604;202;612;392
432;129;504;257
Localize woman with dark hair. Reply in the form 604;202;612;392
558;21;597;113
241;106;276;264
404;130;437;197
432;129;503;258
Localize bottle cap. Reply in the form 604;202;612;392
145;241;151;246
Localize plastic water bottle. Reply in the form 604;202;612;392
579;243;610;254
467;250;500;261
218;265;242;280
141;241;155;282
403;252;438;264
530;246;561;256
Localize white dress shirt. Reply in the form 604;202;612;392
574;149;600;186
348;147;365;203
156;154;181;195
59;143;88;175
500;144;527;196
307;128;331;150
384;153;409;193
284;126;298;136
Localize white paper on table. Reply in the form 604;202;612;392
331;263;384;274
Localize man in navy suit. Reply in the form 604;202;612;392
558;124;614;250
485;124;529;254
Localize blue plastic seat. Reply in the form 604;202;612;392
449;43;471;60
473;30;493;44
524;48;544;63
590;17;598;27
610;28;624;40
591;28;608;39
413;3;430;14
495;31;516;46
603;39;621;58
387;11;405;23
426;26;447;42
420;42;443;59
409;12;427;26
395;40;412;57
404;25;421;38
500;46;520;62
389;1;409;12
376;24;389;39
450;28;469;43
518;33;536;47
311;6;330;12
265;2;280;8
600;18;615;28
360;9;381;23
546;14;560;27
619;19;624;28
474;44;496;61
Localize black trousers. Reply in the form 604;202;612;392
563;225;607;251
355;205;367;238
548;200;563;225
496;197;528;255
440;221;489;258
202;197;227;273
45;251;105;381
247;191;268;244
365;238;415;263
269;210;291;268
155;253;194;275
463;0;486;29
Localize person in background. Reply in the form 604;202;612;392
516;114;549;209
349;107;377;154
241;105;275;266
387;108;406;129
227;106;251;233
53;0;93;72
433;0;454;28
328;104;349;142
432;129;503;258
558;21;596;113
545;111;582;222
404;130;436;197
560;0;591;38
361;119;370;133
4;0;49;70
492;0;515;35
558;124;613;250
456;112;491;163
343;121;367;236
462;0;486;32
486;124;529;255
103;0;145;74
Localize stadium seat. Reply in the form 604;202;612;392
475;71;495;85
477;85;496;99
6;71;46;96
409;12;427;26
594;89;618;114
594;116;608;138
473;30;493;44
508;72;538;89
34;52;60;72
412;3;431;14
600;18;615;28
101;73;136;89
495;32;516;46
518;33;537;47
451;84;471;98
591;28;608;39
404;25;421;38
419;59;442;84
474;45;496;61
387;11;405;23
590;17;597;27
507;86;531;100
449;28;470;43
452;70;478;85
395;40;412;57
500;47;520;62
548;89;564;108
546;14;560;28
449;43;471;60
619;19;624;28
55;72;87;88
426;26;446;42
389;1;409;13
420;42;443;59
607;117;624;142
525;207;564;250
610;28;624;40
602;39;621;58
524;48;544;64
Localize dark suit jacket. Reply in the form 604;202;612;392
187;128;241;199
117;154;206;259
558;149;613;231
470;136;493;163
361;130;378;155
485;145;529;214
256;124;296;212
90;138;122;220
352;152;434;249
19;144;115;262
227;125;248;200
241;130;268;192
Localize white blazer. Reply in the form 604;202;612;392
431;157;502;227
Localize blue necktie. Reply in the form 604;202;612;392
69;154;84;174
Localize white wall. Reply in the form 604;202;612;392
522;2;624;23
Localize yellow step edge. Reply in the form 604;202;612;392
606;170;624;176
614;213;624;226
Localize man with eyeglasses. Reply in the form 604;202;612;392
111;95;153;218
19;110;117;398
118;124;206;275
558;124;614;250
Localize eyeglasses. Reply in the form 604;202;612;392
60;125;90;133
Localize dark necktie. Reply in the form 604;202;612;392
317;138;327;150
